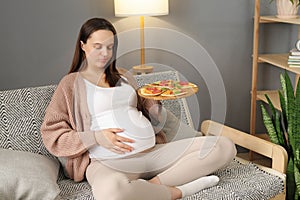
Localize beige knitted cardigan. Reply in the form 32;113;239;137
41;69;166;182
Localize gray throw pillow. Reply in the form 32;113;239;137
0;148;60;200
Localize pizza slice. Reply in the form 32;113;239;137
140;86;163;96
151;80;197;89
177;81;197;89
151;80;175;88
161;88;187;97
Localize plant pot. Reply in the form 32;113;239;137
276;0;299;19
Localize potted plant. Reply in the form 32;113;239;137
261;72;300;200
270;0;300;18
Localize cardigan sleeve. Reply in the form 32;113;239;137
40;75;97;158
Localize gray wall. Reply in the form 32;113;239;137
0;0;294;133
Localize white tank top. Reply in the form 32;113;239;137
84;79;155;160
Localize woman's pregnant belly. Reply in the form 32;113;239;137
88;108;155;159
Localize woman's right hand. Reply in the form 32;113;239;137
94;128;134;154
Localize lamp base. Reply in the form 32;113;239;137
132;65;153;75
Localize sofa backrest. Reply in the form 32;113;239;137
0;71;193;156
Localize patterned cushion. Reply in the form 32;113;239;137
0;85;57;158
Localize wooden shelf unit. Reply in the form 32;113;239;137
250;0;300;157
259;16;300;24
258;54;300;74
256;90;281;110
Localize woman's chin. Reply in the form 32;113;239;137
94;63;107;69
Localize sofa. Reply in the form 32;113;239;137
0;71;287;200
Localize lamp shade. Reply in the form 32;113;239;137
114;0;169;17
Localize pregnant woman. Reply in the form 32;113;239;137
85;75;156;160
41;18;236;200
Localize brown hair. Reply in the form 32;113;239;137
69;18;121;86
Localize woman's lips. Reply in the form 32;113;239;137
98;59;108;63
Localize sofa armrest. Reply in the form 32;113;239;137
200;120;288;174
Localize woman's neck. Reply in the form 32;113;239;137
80;67;110;87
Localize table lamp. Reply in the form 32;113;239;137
114;0;169;74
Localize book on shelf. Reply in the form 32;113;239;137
287;58;300;67
288;59;300;63
289;64;300;68
290;48;300;56
287;49;300;67
288;62;300;65
288;55;300;59
288;56;300;61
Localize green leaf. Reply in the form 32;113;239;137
280;74;289;120
293;77;300;199
295;148;300;169
281;73;296;150
285;72;295;124
287;158;296;200
275;111;287;147
265;94;286;147
278;91;290;152
261;104;280;145
294;77;300;158
294;162;300;200
265;94;276;116
282;73;295;124
279;91;288;130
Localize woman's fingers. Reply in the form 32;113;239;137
107;128;135;153
115;141;133;152
116;135;135;143
110;146;126;154
108;128;125;133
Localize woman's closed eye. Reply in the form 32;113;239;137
93;44;102;50
93;44;113;50
107;44;113;50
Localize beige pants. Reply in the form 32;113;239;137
86;136;237;200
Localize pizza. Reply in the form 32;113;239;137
140;86;163;96
139;80;197;98
151;80;197;89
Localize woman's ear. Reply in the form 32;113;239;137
80;41;85;51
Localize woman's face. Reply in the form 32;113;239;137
81;29;114;70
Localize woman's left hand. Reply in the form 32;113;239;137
94;128;135;154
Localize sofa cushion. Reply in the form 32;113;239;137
0;148;60;200
0;85;56;158
182;158;284;200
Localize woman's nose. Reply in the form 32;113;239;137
101;47;108;56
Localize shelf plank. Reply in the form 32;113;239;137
258;53;300;74
257;90;281;110
260;16;300;25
